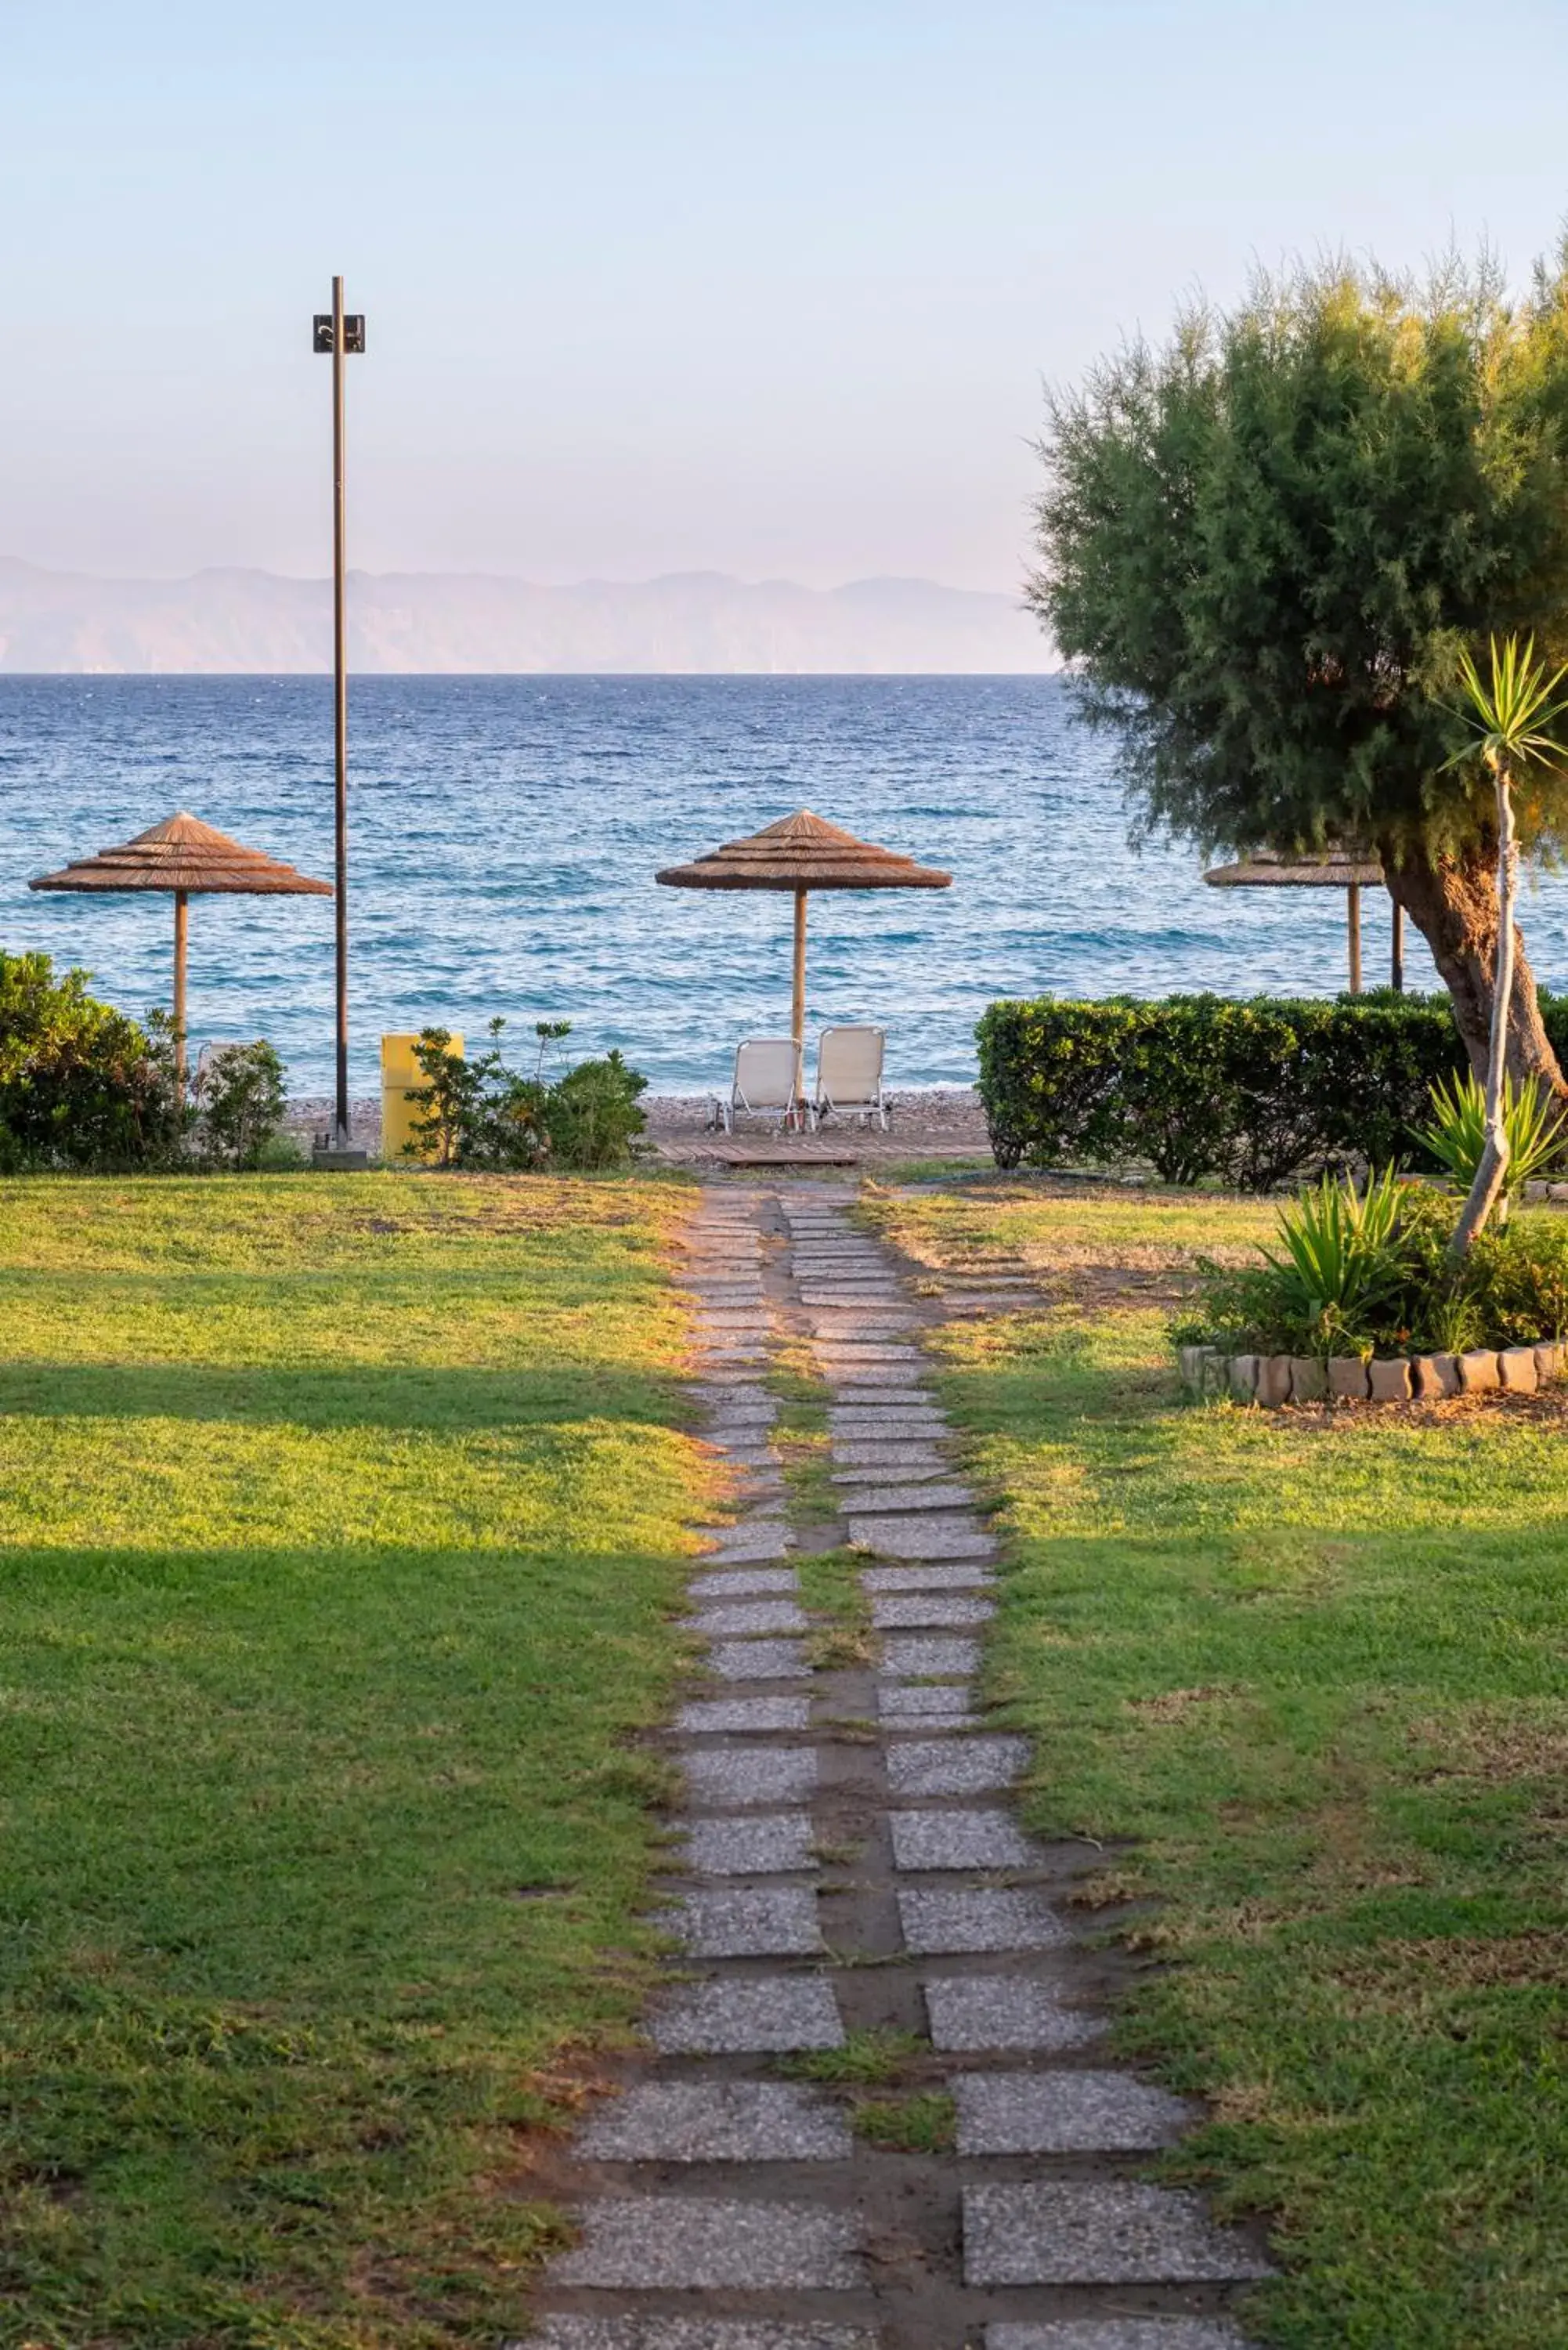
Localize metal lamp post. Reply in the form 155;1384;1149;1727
312;278;368;1166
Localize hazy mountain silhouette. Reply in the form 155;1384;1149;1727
0;559;1054;674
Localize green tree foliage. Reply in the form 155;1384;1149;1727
404;1020;647;1171
1031;250;1568;1085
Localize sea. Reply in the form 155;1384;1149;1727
0;672;1523;1099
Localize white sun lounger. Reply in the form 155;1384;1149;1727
812;1025;887;1130
710;1037;804;1133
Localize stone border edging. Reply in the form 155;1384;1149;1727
1179;1340;1565;1406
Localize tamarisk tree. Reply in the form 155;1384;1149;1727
1031;251;1568;1088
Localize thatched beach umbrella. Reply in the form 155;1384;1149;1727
30;812;332;1087
656;808;952;1064
1203;848;1400;992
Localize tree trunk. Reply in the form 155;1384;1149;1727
1448;769;1517;1257
1378;836;1566;1094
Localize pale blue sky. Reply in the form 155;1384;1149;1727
4;0;1566;590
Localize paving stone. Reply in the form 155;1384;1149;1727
961;2182;1272;2286
891;1808;1036;1871
832;1378;930;1399
695;1384;775;1412
693;1600;811;1637
702;1525;793;1564
839;1484;978;1516
871;1592;995;1629
669;1885;822;1956
676;1695;811;1734
877;1683;979;1723
681;1747;818;1806
887;1736;1030;1797
831;1441;953;1469
529;2324;879;2350
815;1345;922;1367
833;1461;952;1488
850;1516;995;1560
706;1639;811;1681
954;2070;1195;2153
923;1974;1104;2052
649;1975;844;2053
986;2326;1251;2350
898;1886;1069;1953
688;1568;800;1600
576;2080;853;2163
693;1314;773;1332
683;1813;816;1875
551;2195;865;2289
861;1561;992;1591
878;1634;982;1678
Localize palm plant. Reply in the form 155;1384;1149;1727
1442;636;1568;1255
1418;1067;1568;1207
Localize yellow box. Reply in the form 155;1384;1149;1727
381;1031;463;1162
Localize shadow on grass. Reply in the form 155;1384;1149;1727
0;1358;694;1430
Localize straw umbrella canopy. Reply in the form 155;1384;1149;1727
656;808;952;1064
30;812;332;1086
1203;848;1399;992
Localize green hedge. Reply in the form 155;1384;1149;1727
973;992;1519;1188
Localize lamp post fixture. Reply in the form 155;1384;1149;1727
312;277;367;1166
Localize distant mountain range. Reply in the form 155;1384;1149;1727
0;559;1055;674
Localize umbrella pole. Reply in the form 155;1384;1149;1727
792;886;807;1123
1390;899;1404;993
172;889;189;1096
1346;883;1362;994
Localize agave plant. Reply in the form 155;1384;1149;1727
1417;1067;1568;1203
1260;1166;1404;1350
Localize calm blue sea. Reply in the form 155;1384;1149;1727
0;673;1513;1097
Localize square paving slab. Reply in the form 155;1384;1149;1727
851;1517;995;1561
890;1808;1037;1871
862;1561;992;1592
700;1526;793;1564
677;1695;811;1734
706;1640;811;1681
527;2326;879;2350
649;1975;844;2054
898;1887;1069;1954
669;1886;822;1957
693;1600;811;1638
923;1973;1104;2052
688;1569;800;1601
681;1747;818;1807
576;2080;851;2163
683;1813;815;1876
954;2070;1194;2153
962;2182;1274;2286
886;1735;1031;1798
551;2195;865;2290
987;2327;1252;2350
877;1634;981;1679
871;1592;995;1629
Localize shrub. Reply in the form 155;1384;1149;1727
976;992;1473;1187
403;1021;646;1172
1177;1178;1568;1358
192;1041;290;1170
0;950;182;1170
1416;1068;1568;1202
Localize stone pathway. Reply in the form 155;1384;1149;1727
522;1187;1270;2350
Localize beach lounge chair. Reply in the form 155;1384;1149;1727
710;1038;804;1133
812;1025;887;1130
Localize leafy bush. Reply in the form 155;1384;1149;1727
1416;1068;1568;1202
0;950;182;1171
192;1041;291;1170
1178;1177;1568;1357
403;1021;646;1172
977;992;1476;1187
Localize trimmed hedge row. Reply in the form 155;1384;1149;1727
974;992;1520;1188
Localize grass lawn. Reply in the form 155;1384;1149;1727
0;1173;713;2348
868;1177;1568;2350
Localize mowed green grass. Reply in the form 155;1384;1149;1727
0;1174;714;2348
870;1181;1568;2350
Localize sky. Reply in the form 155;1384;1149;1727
4;0;1568;595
